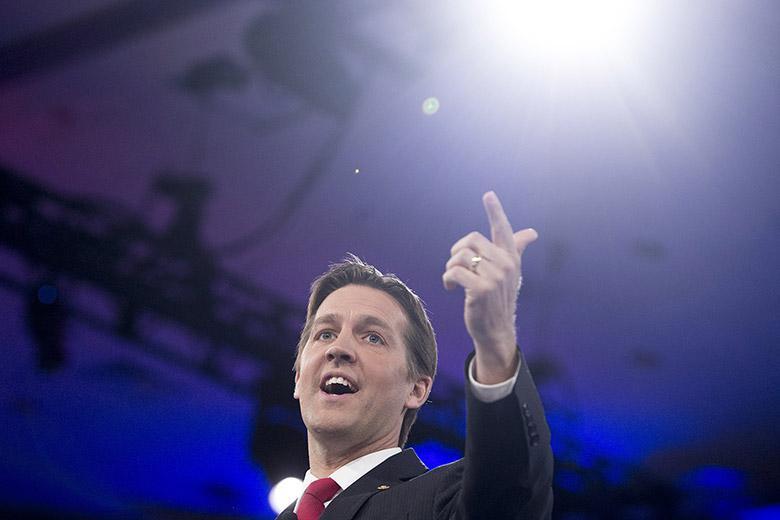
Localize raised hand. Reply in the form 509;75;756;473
442;191;538;384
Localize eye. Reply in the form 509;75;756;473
316;330;335;341
364;332;385;345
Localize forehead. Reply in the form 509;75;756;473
315;284;407;332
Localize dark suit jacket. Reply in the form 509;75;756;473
277;351;553;519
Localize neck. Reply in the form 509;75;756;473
307;432;399;477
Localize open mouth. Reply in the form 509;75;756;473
321;375;358;395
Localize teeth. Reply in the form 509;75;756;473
326;376;353;390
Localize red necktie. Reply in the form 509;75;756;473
297;477;341;520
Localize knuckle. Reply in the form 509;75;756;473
452;248;470;264
450;241;463;256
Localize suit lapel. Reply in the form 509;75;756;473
320;448;427;520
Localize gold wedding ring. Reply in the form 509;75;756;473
469;255;482;273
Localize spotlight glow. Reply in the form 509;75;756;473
268;477;303;514
486;0;647;66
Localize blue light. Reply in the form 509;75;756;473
554;468;585;494
411;441;462;469
37;284;58;304
680;465;746;491
678;465;750;518
739;504;780;520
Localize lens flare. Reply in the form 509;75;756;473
422;97;440;115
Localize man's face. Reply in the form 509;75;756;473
294;284;430;450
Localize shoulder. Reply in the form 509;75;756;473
354;458;465;518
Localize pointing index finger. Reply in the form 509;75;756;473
483;191;515;251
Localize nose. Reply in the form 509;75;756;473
326;343;355;364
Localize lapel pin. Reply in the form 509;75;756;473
377;485;390;490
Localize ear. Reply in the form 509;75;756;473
293;370;300;400
404;376;433;410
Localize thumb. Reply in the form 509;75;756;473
514;228;539;255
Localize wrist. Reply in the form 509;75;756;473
473;347;519;384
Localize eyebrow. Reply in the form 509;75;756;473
312;313;396;338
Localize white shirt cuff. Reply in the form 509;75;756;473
467;356;520;403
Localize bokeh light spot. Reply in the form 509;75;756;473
268;477;303;514
422;97;440;115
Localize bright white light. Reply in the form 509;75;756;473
486;0;647;66
268;477;304;514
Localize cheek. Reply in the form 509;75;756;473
295;356;316;395
376;366;413;397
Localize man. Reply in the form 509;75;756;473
277;192;553;519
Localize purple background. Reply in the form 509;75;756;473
1;1;778;518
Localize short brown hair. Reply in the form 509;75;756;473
294;254;437;447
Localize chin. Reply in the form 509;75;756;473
309;423;357;442
305;414;356;435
